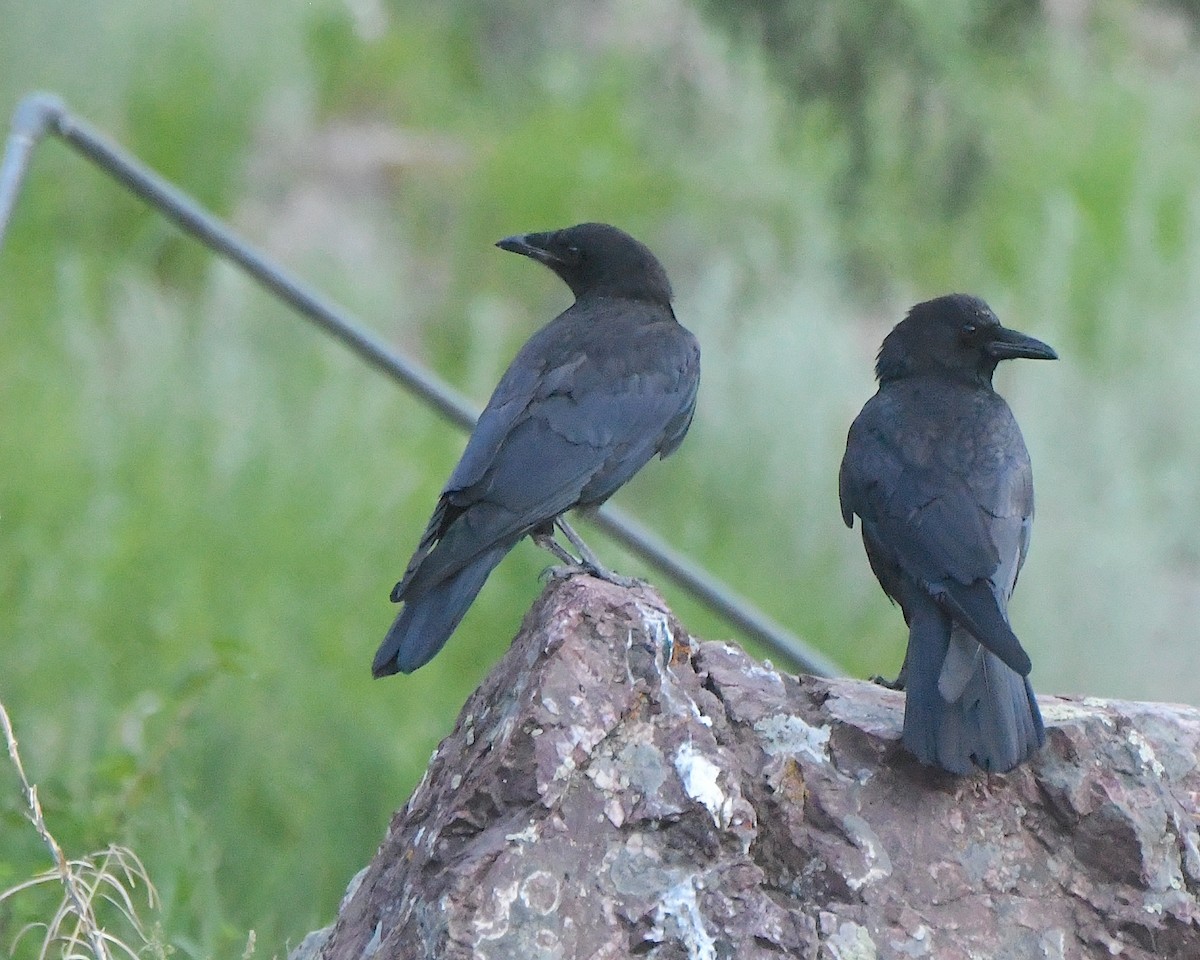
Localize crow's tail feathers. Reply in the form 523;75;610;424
943;640;1044;773
372;543;510;677
902;618;1044;775
900;610;958;770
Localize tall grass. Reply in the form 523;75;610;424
3;0;1200;953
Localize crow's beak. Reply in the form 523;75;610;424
495;232;563;266
986;325;1058;361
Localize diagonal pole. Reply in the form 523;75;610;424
0;91;841;678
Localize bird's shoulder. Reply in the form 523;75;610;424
512;297;696;397
841;377;1034;584
445;298;695;496
846;379;1029;489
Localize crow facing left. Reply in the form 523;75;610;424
373;223;701;677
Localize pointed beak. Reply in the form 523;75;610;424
495;232;562;266
985;325;1058;361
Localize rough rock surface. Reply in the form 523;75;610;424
314;577;1200;960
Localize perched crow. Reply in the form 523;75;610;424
373;223;700;677
839;294;1057;774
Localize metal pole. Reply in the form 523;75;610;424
0;94;66;241
0;92;841;677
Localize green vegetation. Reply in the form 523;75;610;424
3;0;1200;954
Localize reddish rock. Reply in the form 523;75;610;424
309;577;1200;960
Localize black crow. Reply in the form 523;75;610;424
839;294;1056;773
373;223;700;677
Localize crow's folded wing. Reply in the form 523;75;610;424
840;397;1033;676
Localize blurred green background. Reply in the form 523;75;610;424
3;0;1200;954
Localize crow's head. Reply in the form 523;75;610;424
496;222;673;305
876;293;1057;385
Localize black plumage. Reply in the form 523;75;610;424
839;294;1057;773
373;223;700;677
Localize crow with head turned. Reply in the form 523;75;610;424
839;294;1057;774
372;223;700;677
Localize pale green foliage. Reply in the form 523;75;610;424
2;0;1199;955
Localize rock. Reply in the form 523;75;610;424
316;576;1200;960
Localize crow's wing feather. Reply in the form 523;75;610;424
841;392;1033;675
397;303;697;598
443;336;564;496
445;301;693;495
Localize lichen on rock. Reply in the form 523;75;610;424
311;577;1200;960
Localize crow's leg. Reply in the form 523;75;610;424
555;518;639;588
530;518;639;587
531;520;580;568
871;656;908;690
531;519;594;582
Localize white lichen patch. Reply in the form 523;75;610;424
519;870;562;915
403;766;434;816
841;814;893;890
1126;727;1166;778
617;737;667;795
637;602;676;657
637;601;715;729
550;720;606;783
588;761;623;793
470;879;519;941
1039;700;1115;726
822;919;878;959
1173;808;1200;883
674;741;733;828
551;753;579;782
746;660;786;692
604;796;626;827
505;822;540;844
653;875;717;960
1039;928;1067;960
754;713;831;764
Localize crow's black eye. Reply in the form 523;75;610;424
961;322;978;337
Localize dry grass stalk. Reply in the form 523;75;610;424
0;699;160;960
